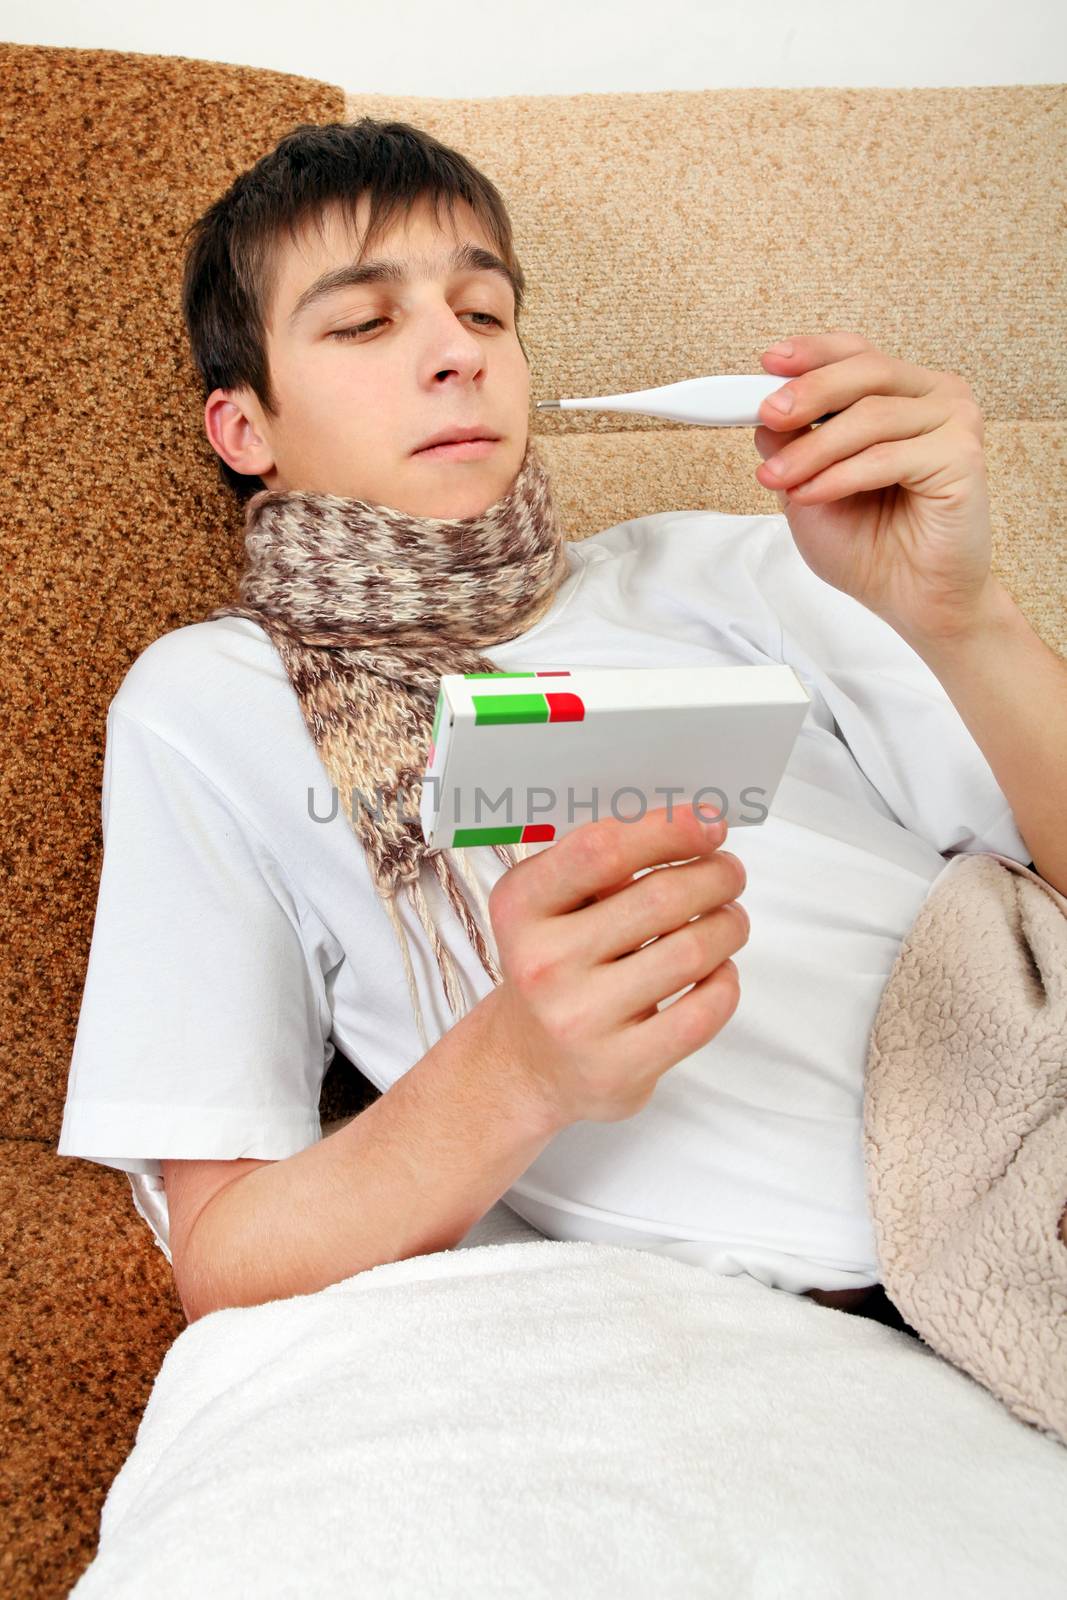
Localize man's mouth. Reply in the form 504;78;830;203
413;438;500;460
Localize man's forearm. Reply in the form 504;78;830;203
178;987;565;1322
897;576;1067;899
896;577;1067;1249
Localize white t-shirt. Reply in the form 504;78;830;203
57;509;1031;1295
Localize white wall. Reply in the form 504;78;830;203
3;0;1065;93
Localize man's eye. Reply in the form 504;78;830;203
330;312;503;341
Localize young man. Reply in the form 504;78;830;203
57;119;1065;1324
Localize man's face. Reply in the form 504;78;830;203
205;193;531;517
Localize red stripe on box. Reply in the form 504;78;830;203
521;823;556;842
545;693;584;722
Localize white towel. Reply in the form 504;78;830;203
72;1233;1066;1598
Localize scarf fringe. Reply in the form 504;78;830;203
370;841;543;1067
410;864;468;1017
381;885;432;1058
450;846;499;960
424;843;533;1013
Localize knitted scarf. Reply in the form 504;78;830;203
206;436;570;1054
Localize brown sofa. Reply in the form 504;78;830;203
1;41;1062;1594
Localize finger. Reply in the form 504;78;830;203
577;849;748;964
754;422;810;462
502;803;728;923
631;952;742;1054
761;330;874;374
755;395;949;493
758;348;937;435
596;900;750;1022
586;858;695;906
614;954;743;1059
575;871;639;908
779;420;978;504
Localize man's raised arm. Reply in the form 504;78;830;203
896;576;1067;900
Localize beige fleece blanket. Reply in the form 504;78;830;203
863;849;1067;1447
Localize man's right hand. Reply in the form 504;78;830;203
483;803;749;1129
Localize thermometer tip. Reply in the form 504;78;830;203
535;399;561;410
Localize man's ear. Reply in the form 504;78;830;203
204;388;275;480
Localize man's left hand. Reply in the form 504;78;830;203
754;330;996;643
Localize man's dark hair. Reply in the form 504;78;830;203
180;118;528;505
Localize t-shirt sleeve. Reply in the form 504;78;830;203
761;532;1033;864
57;704;338;1179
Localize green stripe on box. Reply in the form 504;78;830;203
473;692;549;726
463;671;536;679
453;824;525;845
